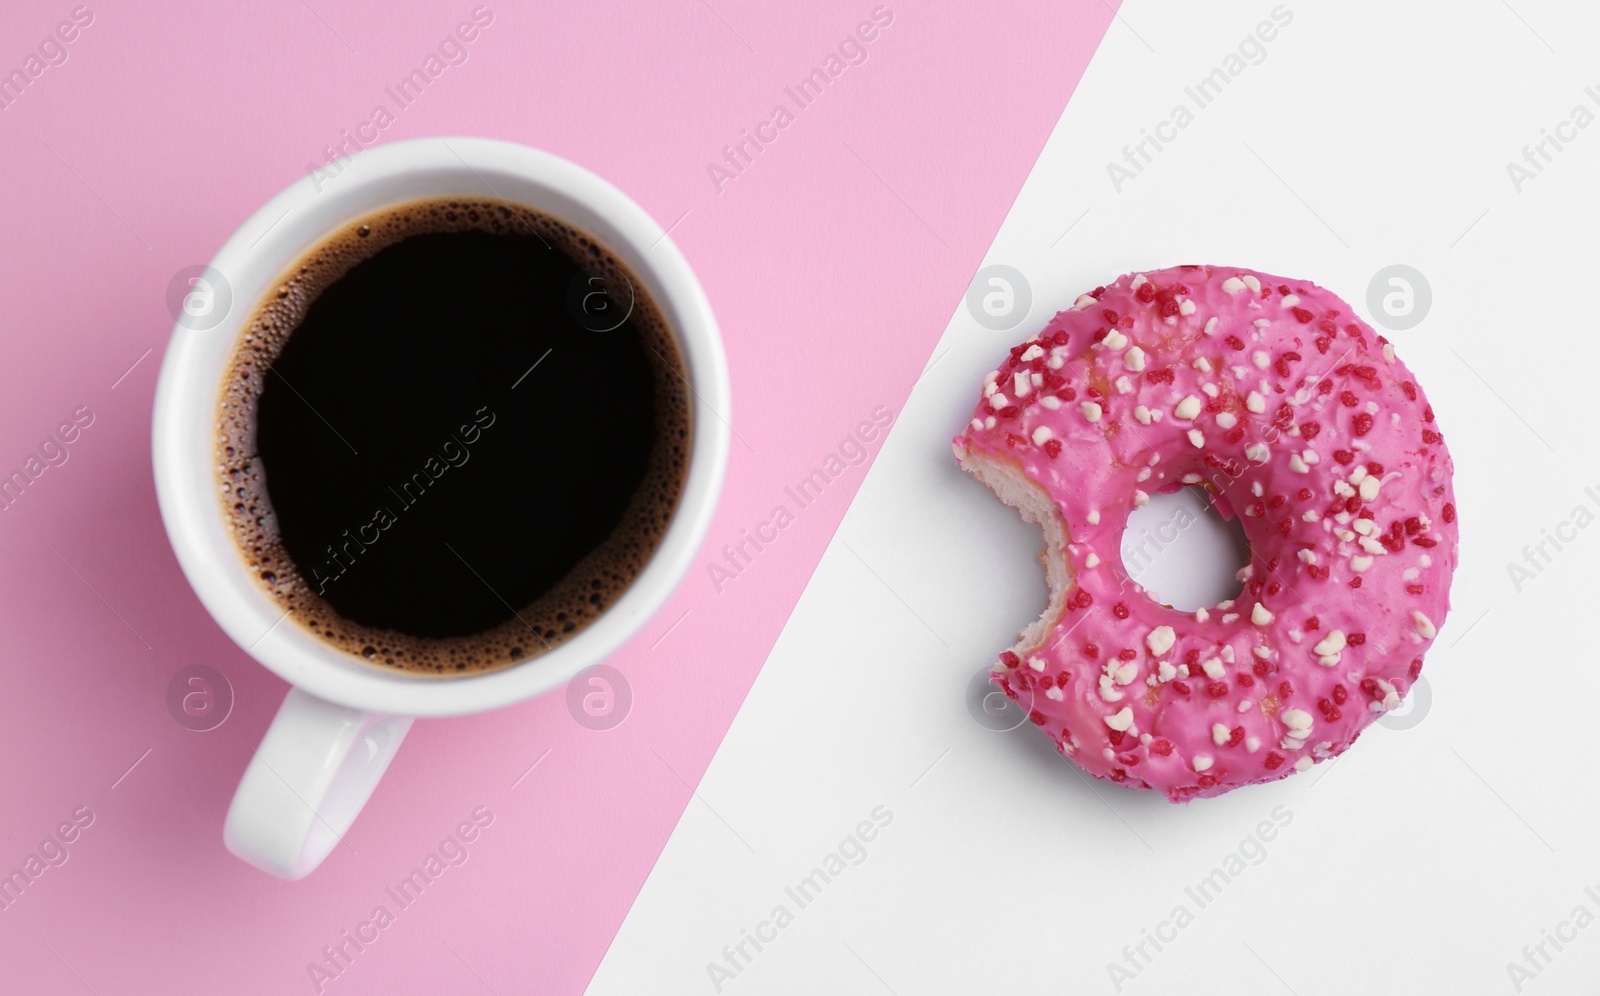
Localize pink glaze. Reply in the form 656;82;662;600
953;265;1457;801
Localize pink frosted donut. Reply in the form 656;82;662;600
952;265;1457;801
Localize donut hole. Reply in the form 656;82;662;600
1118;485;1250;611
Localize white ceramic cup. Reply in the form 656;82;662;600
152;137;728;880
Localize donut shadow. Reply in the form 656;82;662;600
1000;713;1178;820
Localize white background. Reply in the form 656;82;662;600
591;1;1600;992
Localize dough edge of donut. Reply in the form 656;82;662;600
957;447;1072;663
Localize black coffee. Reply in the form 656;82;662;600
217;198;690;674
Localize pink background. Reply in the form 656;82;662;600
0;0;1113;991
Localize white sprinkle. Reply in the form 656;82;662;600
985;416;996;429
1048;354;1065;369
1183;473;1202;484
1300;449;1318;465
1020;344;1044;362
1359;476;1380;501
1216;412;1237;429
1087;509;1100;525
1238;700;1253;713
1222;613;1239;624
1222;277;1246;293
1246;442;1271;463
1294;757;1313;772
1281;294;1300;308
1193;755;1214;772
1412;611;1437;639
1204;317;1218;335
1045;687;1065;701
1359;537;1386;556
1350;555;1374;573
989;393;1009;410
1219;645;1234;663
1040;396;1061;410
1013;371;1031;397
1133;489;1149;506
1252;350;1271;369
1246;391;1266;414
1192;357;1213;374
1133;405;1152;425
1212;723;1231;746
1105;707;1134;731
1103;329;1128;350
1201;382;1220;398
1195;607;1210;623
1174;396;1202;420
1074;294;1096;309
1375;678;1400;711
1085;552;1101;568
1202;657;1226;679
1115;375;1134;394
1146;625;1176;656
1253;319;1271;329
1136;467;1151;482
1125;346;1147;372
1251;603;1274;625
1297;549;1317;564
969;418;983;432
1081;401;1102;422
1188;429;1206;448
1130;274;1149;290
1241;275;1261;292
1245;735;1261;752
1313;630;1345;666
1158;661;1177;681
1288;454;1309;474
1027;656;1046;671
1282;708;1313;731
1179;299;1197;316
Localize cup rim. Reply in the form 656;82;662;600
152;137;728;717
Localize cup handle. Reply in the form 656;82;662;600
223;687;413;880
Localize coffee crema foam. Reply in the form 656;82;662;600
216;197;691;675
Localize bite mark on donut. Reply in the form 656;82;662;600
954;447;1072;662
